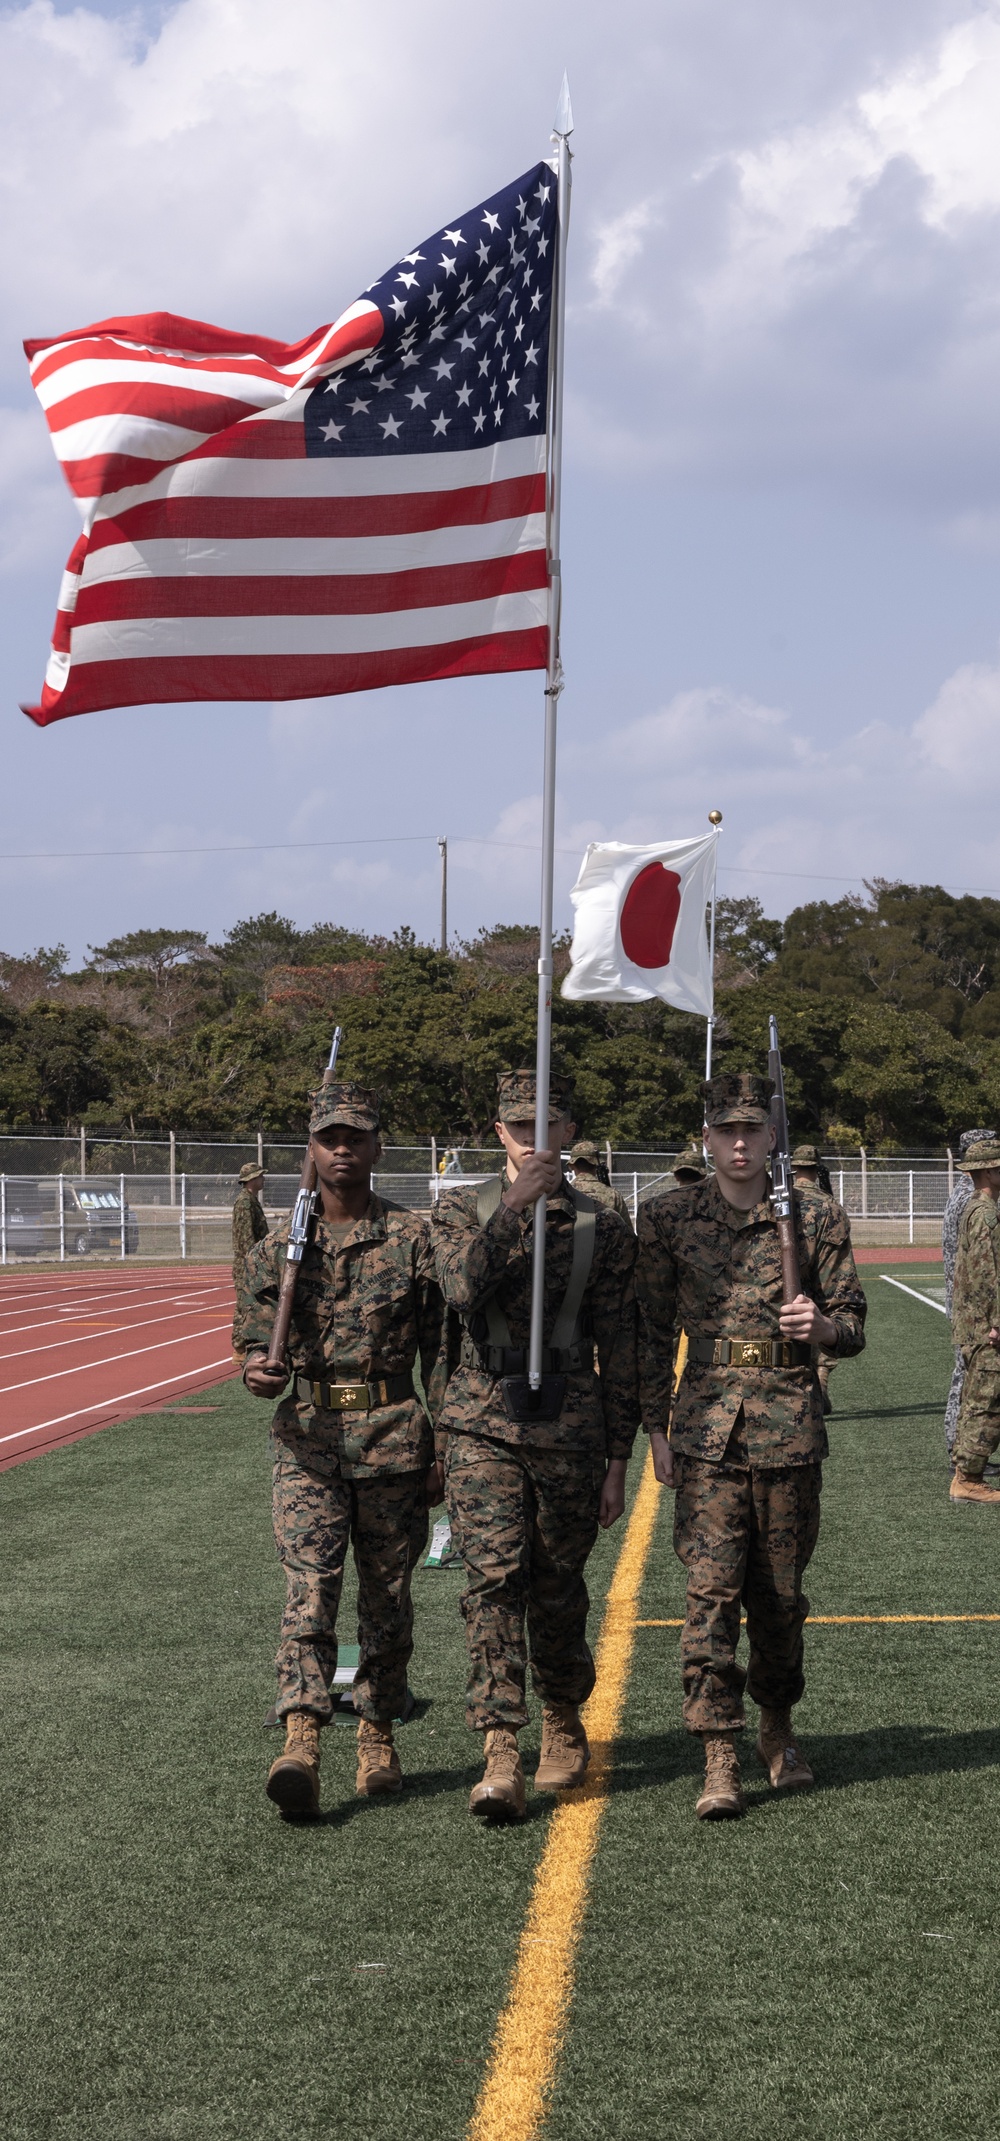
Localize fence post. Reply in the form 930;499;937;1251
59;1173;65;1261
947;1146;954;1196
632;1171;639;1224
257;1129;264;1172
80;1125;86;1178
838;1167;844;1205
860;1147;868;1219
180;1174;187;1260
0;1175;5;1264
909;1170;914;1245
120;1173;126;1259
431;1135;437;1179
169;1130;176;1207
606;1139;614;1177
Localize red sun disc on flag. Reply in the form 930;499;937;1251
619;863;682;969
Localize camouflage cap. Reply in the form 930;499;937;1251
791;1144;822;1168
497;1068;575;1124
673;1145;706;1179
237;1160;264;1183
959;1138;1000;1173
960;1127;998;1152
569;1139;601;1167
309;1080;380;1135
703;1071;774;1127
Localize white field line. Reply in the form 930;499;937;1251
880;1275;949;1316
0;1357;237;1448
0;1301;236;1364
0;1325;232;1397
0;1277;229;1323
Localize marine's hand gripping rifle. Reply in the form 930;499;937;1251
768;1016;802;1306
264;1024;342;1375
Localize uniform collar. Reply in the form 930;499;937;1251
705;1174;774;1232
314;1193;388;1248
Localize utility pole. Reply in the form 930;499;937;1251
438;836;448;953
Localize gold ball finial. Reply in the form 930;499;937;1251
708;809;723;826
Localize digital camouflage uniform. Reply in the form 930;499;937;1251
943;1131;996;1455
431;1085;640;1734
951;1180;1000;1479
568;1142;633;1227
791;1146;846;1408
231;1178;268;1351
243;1158;446;1727
637;1118;866;1735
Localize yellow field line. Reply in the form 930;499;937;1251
635;1614;1000;1627
466;1449;662;2141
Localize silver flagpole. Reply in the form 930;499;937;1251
704;810;723;1081
529;76;573;1391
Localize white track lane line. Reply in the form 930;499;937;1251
0;1357;237;1448
0;1325;232;1397
879;1274;949;1315
0;1301;237;1364
0;1277;230;1322
0;1286;231;1335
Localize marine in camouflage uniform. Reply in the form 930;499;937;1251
431;1070;640;1821
242;1080;447;1816
943;1129;996;1459
231;1163;269;1354
638;1072;866;1818
949;1138;1000;1503
568;1139;633;1226
671;1147;707;1188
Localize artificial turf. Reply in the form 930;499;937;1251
2;1263;996;2139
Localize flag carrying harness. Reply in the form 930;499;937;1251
458;1174;597;1378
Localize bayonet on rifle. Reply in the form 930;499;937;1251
265;1023;342;1374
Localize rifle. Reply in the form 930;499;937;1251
264;1024;342;1374
767;1016;802;1305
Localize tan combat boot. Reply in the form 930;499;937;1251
756;1707;815;1791
266;1709;321;1818
356;1718;403;1796
469;1727;527;1823
535;1703;590;1791
696;1733;745;1820
950;1469;1000;1503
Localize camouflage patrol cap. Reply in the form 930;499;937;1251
237;1161;264;1183
791;1144;822;1169
309;1080;380;1135
959;1138;1000;1173
569;1139;601;1168
960;1127;998;1152
703;1071;774;1127
673;1145;706;1180
497;1067;575;1123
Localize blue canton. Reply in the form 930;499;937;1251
304;162;555;458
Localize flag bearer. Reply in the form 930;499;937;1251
637;1073;866;1822
231;1161;269;1359
242;1083;446;1818
431;1069;640;1823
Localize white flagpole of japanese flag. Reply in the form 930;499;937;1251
562;819;722;1055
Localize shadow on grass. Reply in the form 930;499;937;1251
833;1403;946;1422
608;1723;1000;1798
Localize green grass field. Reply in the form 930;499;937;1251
2;1263;997;2141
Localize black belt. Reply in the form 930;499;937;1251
685;1337;813;1369
293;1371;415;1413
459;1333;591;1377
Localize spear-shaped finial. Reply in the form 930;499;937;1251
553;72;574;138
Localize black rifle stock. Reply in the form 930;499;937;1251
767;1015;802;1306
264;1024;343;1374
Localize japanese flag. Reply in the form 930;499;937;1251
561;832;718;1013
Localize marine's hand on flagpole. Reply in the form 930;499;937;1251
502;1148;562;1212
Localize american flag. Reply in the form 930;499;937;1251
24;162;556;726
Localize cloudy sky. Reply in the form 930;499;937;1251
4;0;1000;960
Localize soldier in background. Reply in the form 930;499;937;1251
568;1139;633;1225
949;1138;1000;1504
432;1070;640;1823
231;1161;268;1359
943;1129;997;1463
638;1072;866;1822
791;1144;843;1416
672;1147;707;1189
242;1082;446;1818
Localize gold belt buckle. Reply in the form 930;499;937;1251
312;1381;370;1412
739;1341;767;1367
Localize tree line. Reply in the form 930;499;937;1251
2;880;1000;1151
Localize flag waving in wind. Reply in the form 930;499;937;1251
23;164;556;725
561;833;719;1015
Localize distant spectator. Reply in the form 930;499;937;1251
943;1129;997;1462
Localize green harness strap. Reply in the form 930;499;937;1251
474;1175;597;1359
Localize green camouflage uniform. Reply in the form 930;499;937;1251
431;1167;640;1732
952;1190;1000;1477
231;1185;268;1349
637;1163;866;1734
243;1193;446;1724
570;1166;633;1226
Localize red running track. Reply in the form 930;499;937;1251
0;1263;239;1470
